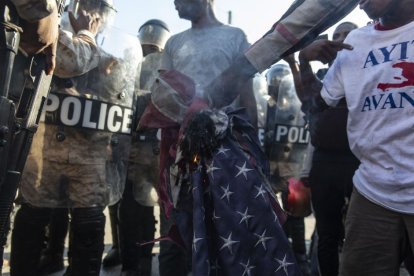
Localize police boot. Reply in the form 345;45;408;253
139;256;153;276
119;181;156;275
138;205;156;276
68;207;105;276
38;208;69;275
38;252;64;275
10;205;51;276
102;202;121;268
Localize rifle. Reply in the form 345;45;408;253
0;0;64;269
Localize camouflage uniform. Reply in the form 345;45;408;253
10;6;141;273
128;52;163;207
117;51;162;275
18;50;134;208
116;19;170;275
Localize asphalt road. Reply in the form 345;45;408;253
1;207;410;276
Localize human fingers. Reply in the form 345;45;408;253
68;11;79;33
328;40;354;51
44;38;58;75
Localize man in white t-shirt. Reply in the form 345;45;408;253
305;0;414;274
155;1;258;275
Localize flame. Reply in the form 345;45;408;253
193;154;199;164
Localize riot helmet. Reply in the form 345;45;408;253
266;63;291;101
252;74;269;129
138;19;171;52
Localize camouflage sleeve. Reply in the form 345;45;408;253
10;0;55;22
53;29;100;78
244;0;359;73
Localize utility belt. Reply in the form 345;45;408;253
134;130;160;143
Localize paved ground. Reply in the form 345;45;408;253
1;207;410;276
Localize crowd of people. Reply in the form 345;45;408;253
1;0;413;275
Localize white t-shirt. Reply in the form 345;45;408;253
160;24;250;97
321;21;414;214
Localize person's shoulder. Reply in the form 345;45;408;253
165;28;192;44
218;24;246;35
163;29;187;51
216;24;248;42
341;24;374;46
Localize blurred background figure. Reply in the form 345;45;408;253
264;63;312;276
287;21;359;276
116;19;170;276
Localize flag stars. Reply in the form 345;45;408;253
237;207;254;227
212;210;221;221
206;161;220;179
192;233;203;253
254;229;273;251
254;185;267;200
220;184;234;203
219;232;239;255
216;145;230;156
235;161;254;180
273;211;279;223
240;259;255;276
275;254;294;275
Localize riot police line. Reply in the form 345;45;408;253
0;0;144;274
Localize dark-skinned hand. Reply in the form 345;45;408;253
299;39;353;64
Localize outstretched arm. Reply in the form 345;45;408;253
298;39;353;111
206;0;358;108
206;55;257;109
284;54;305;102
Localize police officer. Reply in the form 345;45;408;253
24;3;107;275
117;19;170;276
9;1;142;275
0;1;59;272
265;63;311;276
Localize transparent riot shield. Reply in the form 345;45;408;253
264;71;310;192
128;52;163;207
253;73;270;148
253;73;269;129
18;26;142;208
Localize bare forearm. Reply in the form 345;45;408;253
298;53;328;113
298;53;322;99
285;57;306;103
